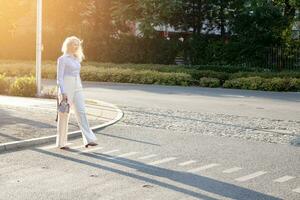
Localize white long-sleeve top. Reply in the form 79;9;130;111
56;53;81;94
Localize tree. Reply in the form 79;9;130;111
112;0;182;37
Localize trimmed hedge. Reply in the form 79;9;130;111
199;77;221;88
9;76;37;97
0;61;300;92
0;73;10;94
223;77;300;92
0;73;37;96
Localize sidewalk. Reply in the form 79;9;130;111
0;95;123;152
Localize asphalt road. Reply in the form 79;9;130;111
0;80;299;200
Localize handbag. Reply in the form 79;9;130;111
55;84;70;122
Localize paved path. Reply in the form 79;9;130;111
74;80;300;121
42;80;300;145
0;95;119;144
0;124;299;199
0;80;299;199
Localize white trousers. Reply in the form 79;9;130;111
56;75;97;147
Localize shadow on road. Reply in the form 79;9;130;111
33;147;282;200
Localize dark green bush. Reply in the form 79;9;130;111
230;71;300;79
290;78;300;91
96;35;181;64
261;78;291;91
190;70;229;84
199;77;221;88
223;77;264;90
1;61;300;91
223;77;300;92
80;67;192;86
9;76;37;97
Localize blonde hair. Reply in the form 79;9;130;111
61;36;85;62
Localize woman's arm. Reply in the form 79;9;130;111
57;57;66;94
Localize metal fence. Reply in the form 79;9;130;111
179;45;300;71
265;46;300;71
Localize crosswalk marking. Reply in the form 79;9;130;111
235;171;267;182
223;167;242;174
187;163;219;173
292;187;300;193
147;157;177;165
40;140;299;195
79;146;104;153
273;176;295;183
40;145;57;150
178;160;197;166
112;152;138;159
71;145;85;150
138;154;157;160
102;149;120;154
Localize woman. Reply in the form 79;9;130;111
56;36;98;150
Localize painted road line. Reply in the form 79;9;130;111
113;152;139;159
292;187;300;193
71;145;85;150
187;164;220;173
273;176;295;183
102;149;120;154
223;167;242;174
138;154;157;160
235;171;267;182
178;160;197;166
147;157;177;165
40;145;57;150
79;146;104;154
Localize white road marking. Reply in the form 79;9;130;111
147;157;177;165
223;167;242;174
273;176;295;183
138;154;157;160
102;149;120;154
292;187;300;193
79;146;104;153
71;145;85;150
235;171;267;182
178;160;197;166
112;152;138;159
187;163;220;173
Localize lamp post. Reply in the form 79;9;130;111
36;0;42;97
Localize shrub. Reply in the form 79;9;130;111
230;71;300;79
199;77;221;88
223;77;300;92
0;73;11;94
80;67;192;86
190;70;229;84
290;78;300;91
261;77;291;91
41;86;57;99
9;76;37;97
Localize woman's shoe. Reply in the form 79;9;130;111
85;142;98;148
60;146;70;150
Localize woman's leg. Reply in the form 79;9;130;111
72;90;97;145
56;111;70;148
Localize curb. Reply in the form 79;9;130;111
0;98;123;153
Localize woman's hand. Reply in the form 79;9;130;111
61;93;68;101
